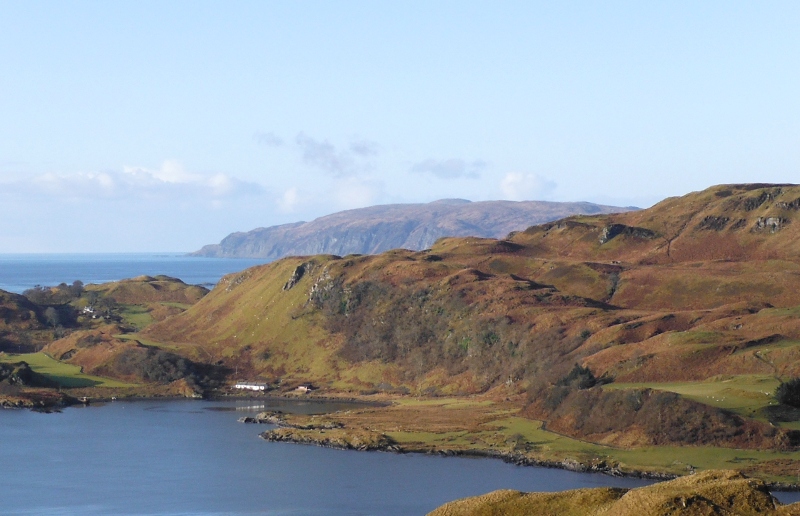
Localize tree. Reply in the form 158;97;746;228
43;307;60;328
775;378;800;408
69;280;84;297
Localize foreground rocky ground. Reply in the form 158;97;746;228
428;470;800;516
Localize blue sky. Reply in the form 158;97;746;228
1;1;798;252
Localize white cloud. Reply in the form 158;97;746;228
124;159;198;184
277;186;300;212
332;176;382;209
6;161;263;202
500;172;556;201
0;162;274;252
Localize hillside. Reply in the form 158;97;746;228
0;276;216;394
0;289;55;352
191;199;634;259
428;470;799;515
142;184;800;469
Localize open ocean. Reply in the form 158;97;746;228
0;253;268;293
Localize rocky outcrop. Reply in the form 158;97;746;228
0;389;79;411
598;224;656;244
282;263;312;291
260;427;397;451
753;217;788;233
239;410;343;430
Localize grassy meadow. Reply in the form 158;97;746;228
0;352;134;388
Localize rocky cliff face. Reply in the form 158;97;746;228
192;199;635;259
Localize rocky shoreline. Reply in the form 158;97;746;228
0;390;81;412
237;410;710;486
238;409;800;492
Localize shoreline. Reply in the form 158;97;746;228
256;426;800;492
241;407;800;492
8;387;800;492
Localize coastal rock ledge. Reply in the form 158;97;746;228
260;427;397;452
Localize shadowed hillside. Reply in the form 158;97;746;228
192;199;634;259
0;290;47;352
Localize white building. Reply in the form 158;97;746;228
234;381;267;391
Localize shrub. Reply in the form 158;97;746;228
107;348;229;389
776;378;800;408
556;364;599;390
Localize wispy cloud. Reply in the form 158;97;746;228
295;133;354;176
253;131;284;147
294;132;380;177
349;139;379;157
411;158;486;179
500;172;556;201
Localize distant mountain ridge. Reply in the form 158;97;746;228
192;199;635;259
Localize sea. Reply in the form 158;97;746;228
0;253;268;294
1;254;798;513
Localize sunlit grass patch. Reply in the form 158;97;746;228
481;417;605;454
394;397;494;408
386;430;470;445
118;305;153;330
757;305;800;318
604;375;780;419
666;331;724;346
612;446;800;481
159;302;192;309
114;333;179;351
0;352;134;388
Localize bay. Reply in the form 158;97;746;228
0;399;656;515
0;253;267;294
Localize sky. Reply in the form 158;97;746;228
1;1;799;252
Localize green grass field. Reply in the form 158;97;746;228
0;352;134;388
159;302;192;309
605;375;781;420
387;410;800;482
118;305;154;330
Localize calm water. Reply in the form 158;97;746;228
0;399;658;515
0;253;267;293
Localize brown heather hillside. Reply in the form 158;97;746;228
84;275;208;305
0;290;51;352
144;184;800;449
428;470;800;516
35;276;218;390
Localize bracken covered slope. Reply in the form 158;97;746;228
146;184;800;448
